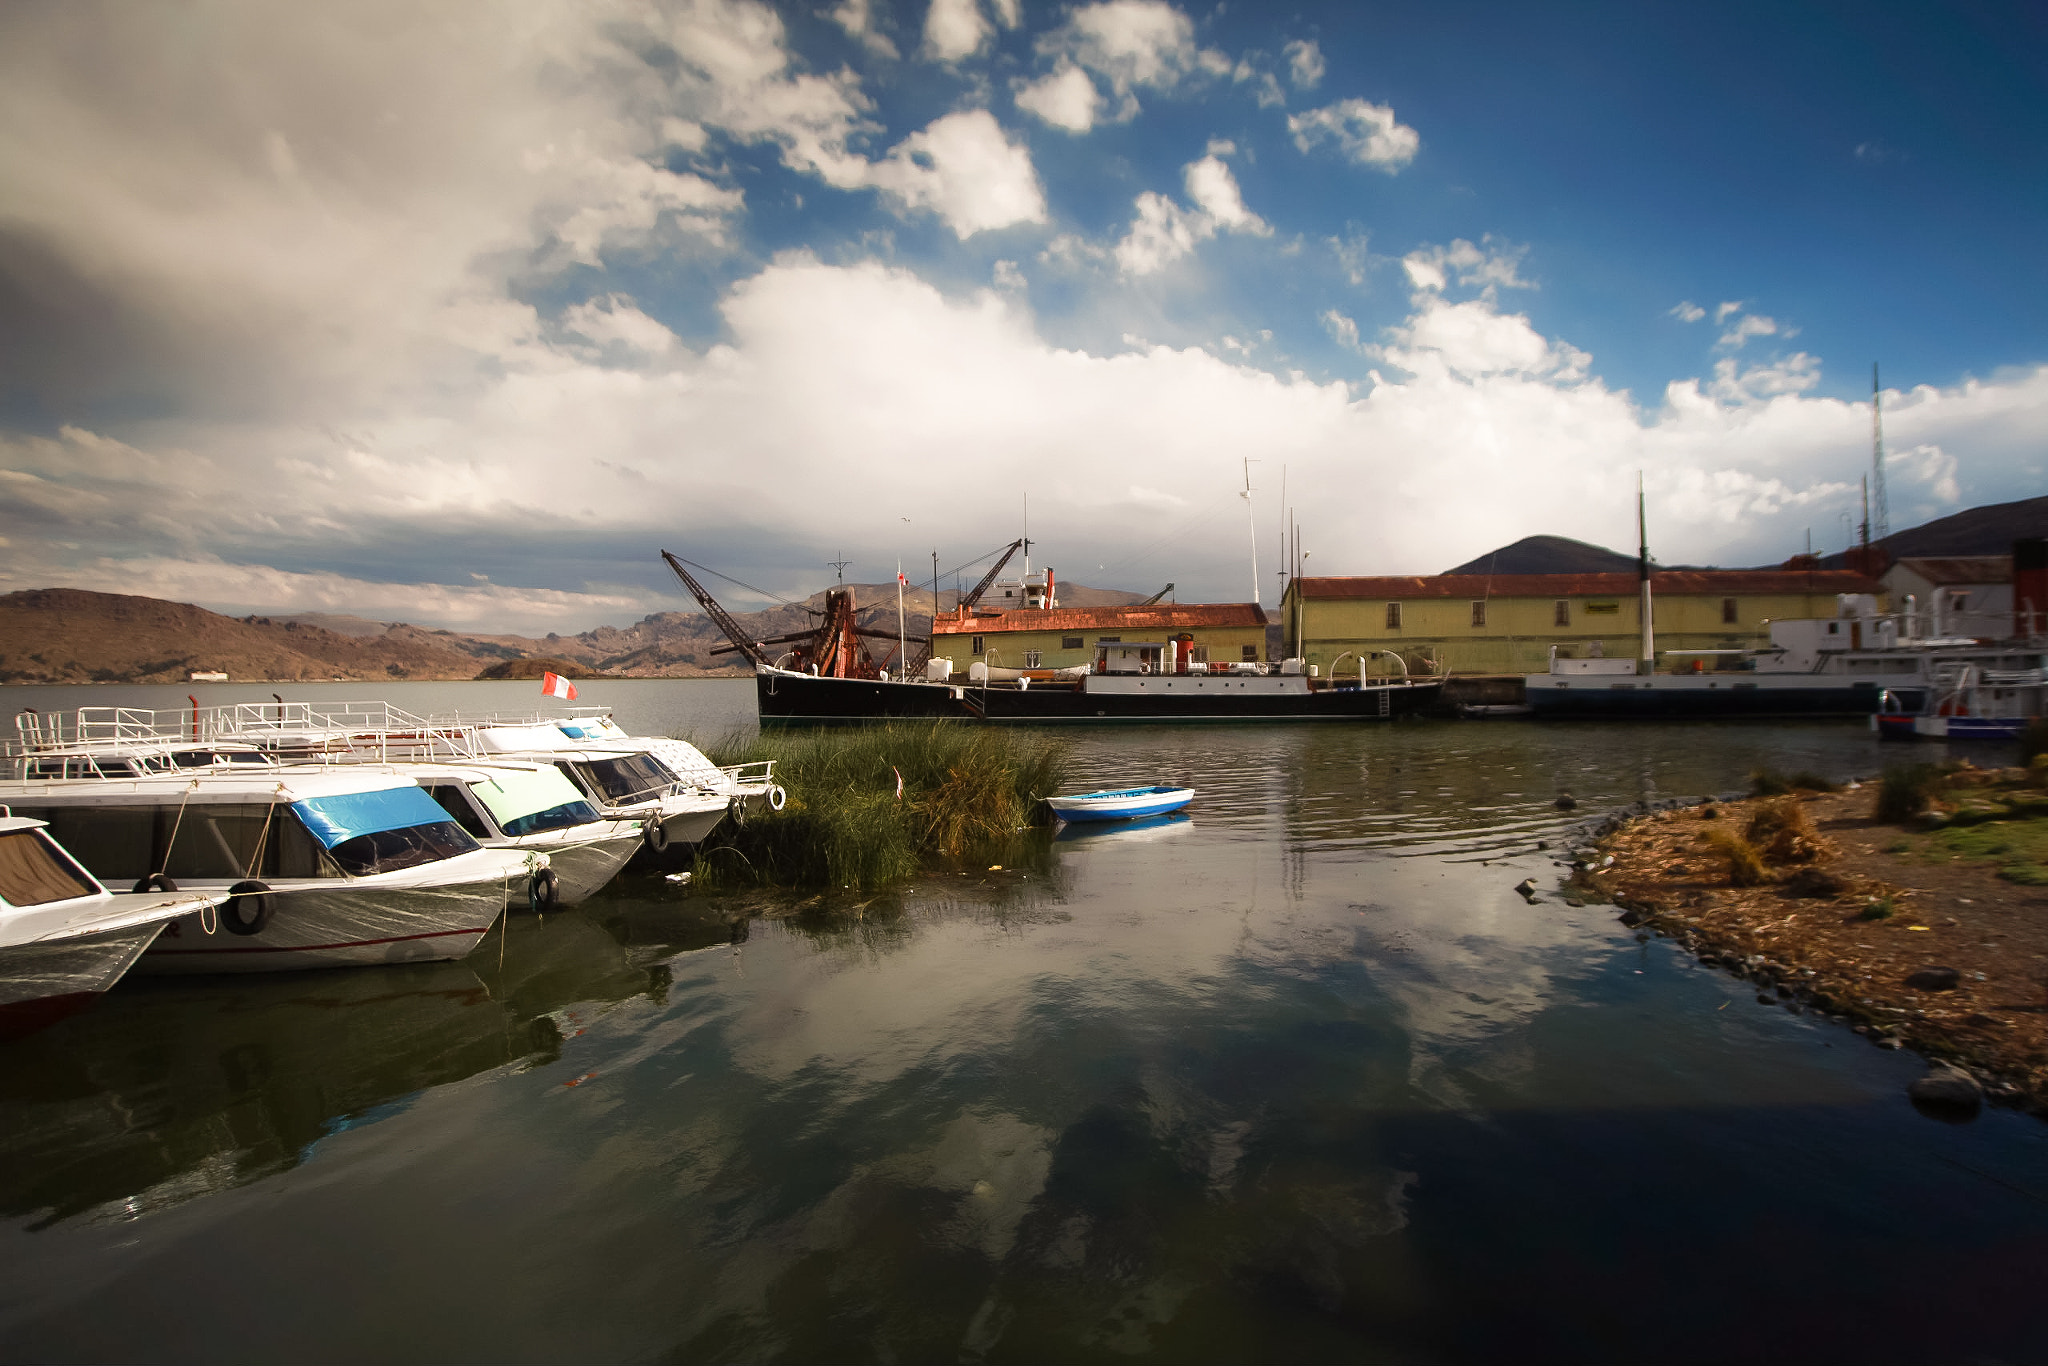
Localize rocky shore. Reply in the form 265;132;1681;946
1572;762;2048;1119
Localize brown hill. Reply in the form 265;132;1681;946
0;577;1155;684
0;589;488;683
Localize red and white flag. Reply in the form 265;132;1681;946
897;570;907;584
541;671;578;701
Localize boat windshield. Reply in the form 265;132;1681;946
567;755;674;805
0;829;99;907
467;767;603;836
291;788;482;877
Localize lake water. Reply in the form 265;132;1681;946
3;682;2045;1363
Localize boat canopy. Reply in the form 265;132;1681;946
291;787;457;850
468;767;601;835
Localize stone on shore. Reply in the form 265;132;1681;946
1907;1066;1983;1121
1904;967;1961;992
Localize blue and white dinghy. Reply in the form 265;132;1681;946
1044;785;1194;823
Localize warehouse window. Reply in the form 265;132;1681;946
1242;644;1258;662
1385;602;1402;629
1721;597;1737;625
971;635;984;654
1470;600;1487;627
1553;600;1570;627
1062;636;1083;650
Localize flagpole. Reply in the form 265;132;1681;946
897;560;906;681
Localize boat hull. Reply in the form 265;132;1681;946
1047;789;1194;822
0;923;166;1009
530;832;642;904
970;677;1441;722
136;878;507;974
757;671;968;724
1525;676;1915;719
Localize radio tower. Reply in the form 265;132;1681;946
1870;364;1890;544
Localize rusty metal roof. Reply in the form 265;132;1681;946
1293;569;1882;600
932;603;1268;635
1891;556;2011;585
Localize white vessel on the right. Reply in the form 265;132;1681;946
1526;592;2047;720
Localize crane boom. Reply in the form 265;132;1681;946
1138;582;1175;606
960;539;1025;610
661;550;768;667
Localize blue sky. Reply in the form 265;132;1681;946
0;0;2042;629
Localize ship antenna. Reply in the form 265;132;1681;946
1871;363;1890;544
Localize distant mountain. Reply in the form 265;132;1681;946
1441;535;1640;576
0;578;1151;684
1818;494;2048;567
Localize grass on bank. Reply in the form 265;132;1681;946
686;722;1069;892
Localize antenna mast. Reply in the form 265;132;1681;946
828;552;851;584
1871;363;1890;543
1637;472;1655;672
1241;457;1260;606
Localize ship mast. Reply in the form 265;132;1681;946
1637;473;1655;674
1871;363;1890;544
1241;456;1260;607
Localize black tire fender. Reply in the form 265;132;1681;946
132;873;179;894
643;819;670;853
528;866;561;913
222;880;274;936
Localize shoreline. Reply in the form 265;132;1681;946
1578;771;2048;1115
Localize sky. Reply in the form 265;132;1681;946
1;0;2043;631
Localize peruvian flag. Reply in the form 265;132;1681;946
541;671;578;701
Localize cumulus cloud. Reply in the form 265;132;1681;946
868;110;1046;237
923;0;992;62
1014;63;1102;132
1669;300;1706;323
825;0;899;58
1717;312;1782;349
1036;0;1228;116
1287;98;1420;170
1231;56;1286;109
1114;153;1268;275
1284;39;1325;89
1401;237;1532;297
1715;300;1743;323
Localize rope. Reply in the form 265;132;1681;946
153;779;196;880
241;785;281;879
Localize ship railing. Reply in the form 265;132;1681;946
207;700;487;764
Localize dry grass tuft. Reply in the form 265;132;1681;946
1705;828;1771;886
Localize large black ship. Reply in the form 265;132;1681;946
663;550;1440;724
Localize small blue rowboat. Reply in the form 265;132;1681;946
1044;785;1194;823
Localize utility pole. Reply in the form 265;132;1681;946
1871;364;1890;544
1241;456;1260;607
1637;472;1655;673
828;553;851;584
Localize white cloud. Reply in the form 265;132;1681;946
1036;0;1229;116
989;0;1022;28
1321;309;1361;351
825;0;900;58
561;294;681;357
1401;238;1531;296
1287;98;1419;170
1014;63;1102;132
1231;57;1286;109
7;259;2045;623
1330;232;1371;287
1715;300;1743;323
1668;300;1706;323
1114;153;1267;274
923;0;991;62
1284;39;1325;89
1717;312;1780;348
867;109;1046;237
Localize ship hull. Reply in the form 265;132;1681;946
757;671;974;724
1525;676;1916;719
755;667;1440;723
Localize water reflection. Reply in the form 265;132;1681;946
0;902;730;1229
5;719;2046;1365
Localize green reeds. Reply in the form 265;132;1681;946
687;722;1069;891
1876;762;1944;823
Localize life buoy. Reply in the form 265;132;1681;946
528;866;561;912
222;880;273;936
643;819;670;853
132;872;179;893
1138;662;1151;675
767;784;787;812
